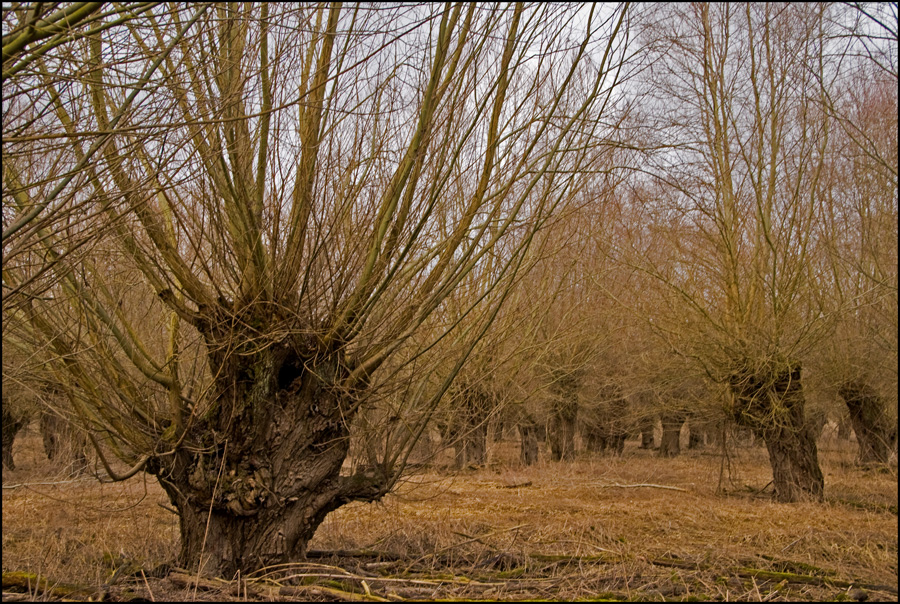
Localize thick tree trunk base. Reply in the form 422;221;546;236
839;381;896;464
2;406;26;471
765;432;824;503
639;417;656;449
145;346;391;578
730;361;824;503
549;414;576;462
453;424;487;469
172;497;332;576
519;424;539;466
658;415;684;458
157;467;383;578
687;422;705;449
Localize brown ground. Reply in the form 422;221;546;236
2;424;897;602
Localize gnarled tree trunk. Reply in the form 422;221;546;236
149;344;388;577
639;415;656;449
549;397;577;462
730;362;824;503
2;401;27;471
40;411;88;474
518;419;540;466
687;419;706;449
446;382;491;469
838;381;896;464
658;412;685;457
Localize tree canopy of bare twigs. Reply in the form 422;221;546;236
2;2;631;575
620;3;894;501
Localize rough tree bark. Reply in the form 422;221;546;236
658;411;685;458
39;412;88;474
147;342;389;577
639;415;656;449
838;381;897;464
518;415;540;466
445;382;491;469
687;418;706;449
2;401;27;471
548;373;578;462
582;384;628;456
730;362;824;502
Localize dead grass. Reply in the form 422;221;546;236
3;425;896;602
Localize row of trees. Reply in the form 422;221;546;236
3;1;896;577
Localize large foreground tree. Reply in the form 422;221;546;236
2;2;630;575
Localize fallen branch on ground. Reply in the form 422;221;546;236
736;569;899;595
597;482;689;492
1;477;95;489
2;571;107;601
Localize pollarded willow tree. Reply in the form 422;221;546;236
628;3;858;502
2;2;631;575
817;67;898;463
810;3;898;464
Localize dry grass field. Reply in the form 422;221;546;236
2;424;897;602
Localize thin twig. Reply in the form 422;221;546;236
409;523;530;570
140;569;156;603
2;477;94;489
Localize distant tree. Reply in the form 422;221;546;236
628;3;856;501
816;66;897;464
1;335;43;471
1;398;27;471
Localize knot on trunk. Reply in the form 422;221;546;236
728;360;803;437
186;458;270;515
